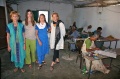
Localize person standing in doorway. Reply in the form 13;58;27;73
50;13;66;71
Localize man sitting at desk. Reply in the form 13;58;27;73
81;34;110;74
82;25;92;38
93;27;104;49
70;26;80;51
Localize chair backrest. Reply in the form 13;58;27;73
76;40;84;54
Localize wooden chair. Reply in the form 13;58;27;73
75;40;84;69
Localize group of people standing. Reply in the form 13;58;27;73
6;9;66;72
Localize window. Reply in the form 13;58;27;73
39;11;49;22
32;10;49;23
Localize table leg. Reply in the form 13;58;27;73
68;42;71;58
0;57;1;77
109;58;113;68
69;52;71;58
80;54;82;69
109;41;111;49
88;61;92;79
115;41;117;49
109;41;117;67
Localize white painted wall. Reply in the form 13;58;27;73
74;6;120;48
11;4;18;11
11;1;74;28
0;0;5;6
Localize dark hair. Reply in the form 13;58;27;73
97;27;102;30
38;14;46;23
88;25;92;29
25;9;35;26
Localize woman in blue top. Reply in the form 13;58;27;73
35;14;50;69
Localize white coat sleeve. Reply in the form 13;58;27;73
59;23;66;37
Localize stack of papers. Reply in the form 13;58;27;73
94;49;117;58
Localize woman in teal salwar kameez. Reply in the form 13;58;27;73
6;11;26;72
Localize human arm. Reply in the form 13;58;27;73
22;25;26;50
35;25;42;46
7;33;11;52
6;26;11;52
85;39;99;52
47;23;51;33
59;23;66;37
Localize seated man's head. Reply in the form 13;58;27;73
71;26;76;31
69;26;72;29
90;34;99;41
88;25;92;29
97;27;102;32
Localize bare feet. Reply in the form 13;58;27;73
50;62;55;71
50;66;54;71
105;70;110;74
42;61;46;65
29;65;32;69
14;68;18;72
56;58;60;63
21;69;25;73
38;64;42;70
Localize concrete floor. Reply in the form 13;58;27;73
1;42;120;79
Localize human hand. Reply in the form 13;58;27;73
8;46;11;52
38;40;42;46
95;48;100;50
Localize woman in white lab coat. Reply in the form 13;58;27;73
50;12;66;71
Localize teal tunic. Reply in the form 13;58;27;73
6;22;25;68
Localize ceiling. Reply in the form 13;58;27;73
6;0;120;8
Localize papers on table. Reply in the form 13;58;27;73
94;49;117;58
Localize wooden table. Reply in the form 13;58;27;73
67;38;119;57
76;38;119;66
75;38;119;51
111;48;120;72
66;40;76;57
83;48;120;79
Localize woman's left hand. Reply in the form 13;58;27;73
95;48;100;50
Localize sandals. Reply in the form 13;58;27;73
36;60;38;63
56;59;60;64
42;61;46;65
50;66;54;71
14;68;25;73
56;62;60;64
38;65;42;70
